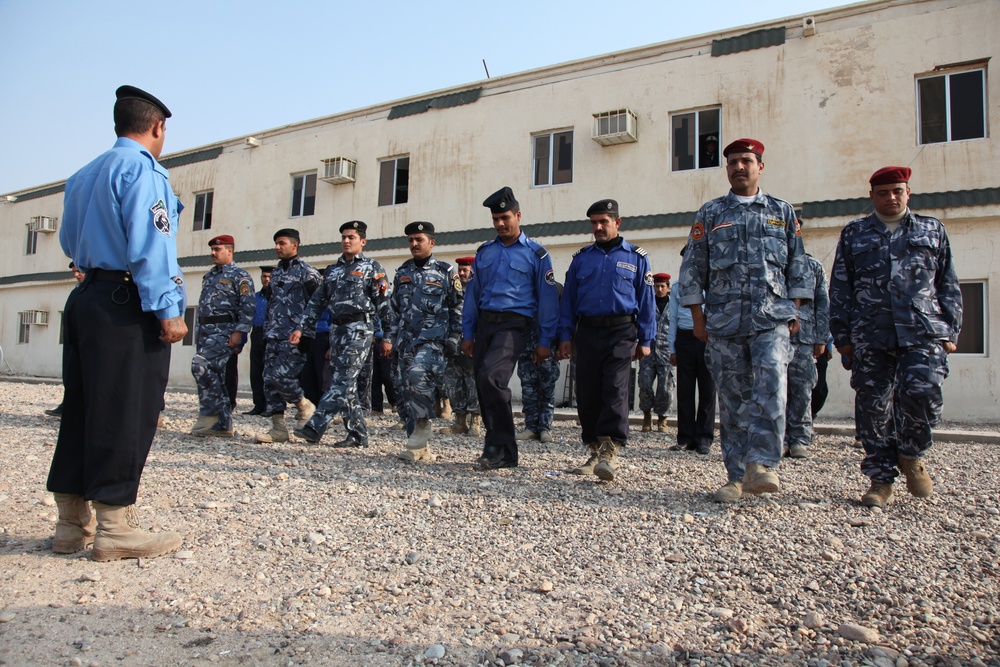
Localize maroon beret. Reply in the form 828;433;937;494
455;256;475;267
869;166;911;187
208;235;235;246
723;138;764;158
653;273;671;282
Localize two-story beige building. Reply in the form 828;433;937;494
1;0;997;421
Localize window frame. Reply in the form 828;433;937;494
670;106;722;172
290;172;317;218
25;227;38;255
17;320;30;344
955;280;987;356
531;129;574;188
377;156;410;207
193;190;214;231
916;65;987;145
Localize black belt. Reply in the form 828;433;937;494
579;315;635;328
88;269;132;283
480;310;529;323
331;312;367;325
201;314;236;324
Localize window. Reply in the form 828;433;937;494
25;228;38;255
183;307;196;346
671;108;721;171
917;67;986;144
956;281;986;355
532;131;573;187
290;172;316;217
18;321;29;344
378;157;409;206
193;191;214;231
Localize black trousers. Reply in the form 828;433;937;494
225;349;239;408
249;326;266;410
301;333;332;405
371;344;397;410
675;329;716;449
574;321;635;444
47;273;170;506
473;317;529;463
812;351;830;418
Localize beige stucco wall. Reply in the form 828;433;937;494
2;0;997;420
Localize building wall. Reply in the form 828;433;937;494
2;0;997;420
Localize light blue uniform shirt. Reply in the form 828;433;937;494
667;281;697;355
60;137;185;319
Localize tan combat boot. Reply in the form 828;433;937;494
641;410;652;432
568;442;600;475
189;414;217;436
52;493;97;554
256;414;289;443
743;462;780;494
515;429;538;441
898;455;933;497
294;397;315;429
467;413;482;436
447;412;469;435
439;398;453;420
593;437;619;482
399;420;436;462
90;502;182;562
861;481;894;508
656;415;667;433
714;481;743;503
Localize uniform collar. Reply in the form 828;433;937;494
339;252;365;265
278;256;299;270
495;231;528;247
113;136;168;178
724;189;767;207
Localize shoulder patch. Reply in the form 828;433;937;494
634;246;647;257
690;221;705;241
545;269;556;286
150;199;170;236
239;280;252;296
643;272;654;286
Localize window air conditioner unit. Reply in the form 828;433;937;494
592;109;638;146
20;310;50;326
29;216;58;233
320;157;357;184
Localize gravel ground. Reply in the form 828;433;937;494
1;381;998;667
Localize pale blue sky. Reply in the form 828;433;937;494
0;0;848;194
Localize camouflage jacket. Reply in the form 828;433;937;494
389;255;463;352
265;257;321;340
298;253;391;336
792;254;830;346
678;190;812;337
829;210;962;349
649;299;671;365
196;263;255;337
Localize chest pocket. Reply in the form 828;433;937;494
508;259;531;285
614;265;636;295
906;232;939;270
708;225;740;270
851;235;886;275
762;225;788;266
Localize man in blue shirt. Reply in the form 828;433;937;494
461;187;559;470
557;199;656;482
667;271;716;454
245;266;273;415
47;85;186;562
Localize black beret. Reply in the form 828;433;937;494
339;220;367;234
115;85;172;118
587;199;619;217
404;221;435;236
260;266;275;273
483;186;518;214
273;228;300;242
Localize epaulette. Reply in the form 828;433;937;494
634;246;648;257
572;245;589;258
534;246;548;259
476;240;492;253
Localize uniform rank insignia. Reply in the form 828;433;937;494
545;269;556;286
766;218;786;228
643;272;654;286
711;222;733;233
150;199;170;236
690;221;705;240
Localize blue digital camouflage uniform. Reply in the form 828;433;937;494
678;190;811;483
298;253;392;445
784;254;829;451
263;258;321;414
517;324;561;434
389;256;463;427
446;288;480;416
192;263;255;431
829;210;962;482
638;297;673;417
559;238;657;445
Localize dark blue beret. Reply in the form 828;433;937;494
483;186;518;214
115;85;172;118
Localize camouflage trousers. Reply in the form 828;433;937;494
638;357;673;416
305;322;372;445
445;354;479;415
399;341;447;422
192;331;235;429
357;342;373;415
707;324;791;483
852;342;948;483
785;341;818;449
263;338;307;415
517;346;560;433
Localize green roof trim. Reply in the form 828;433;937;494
712;27;786;57
159;146;224;170
11;184;65;203
388;88;483;120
